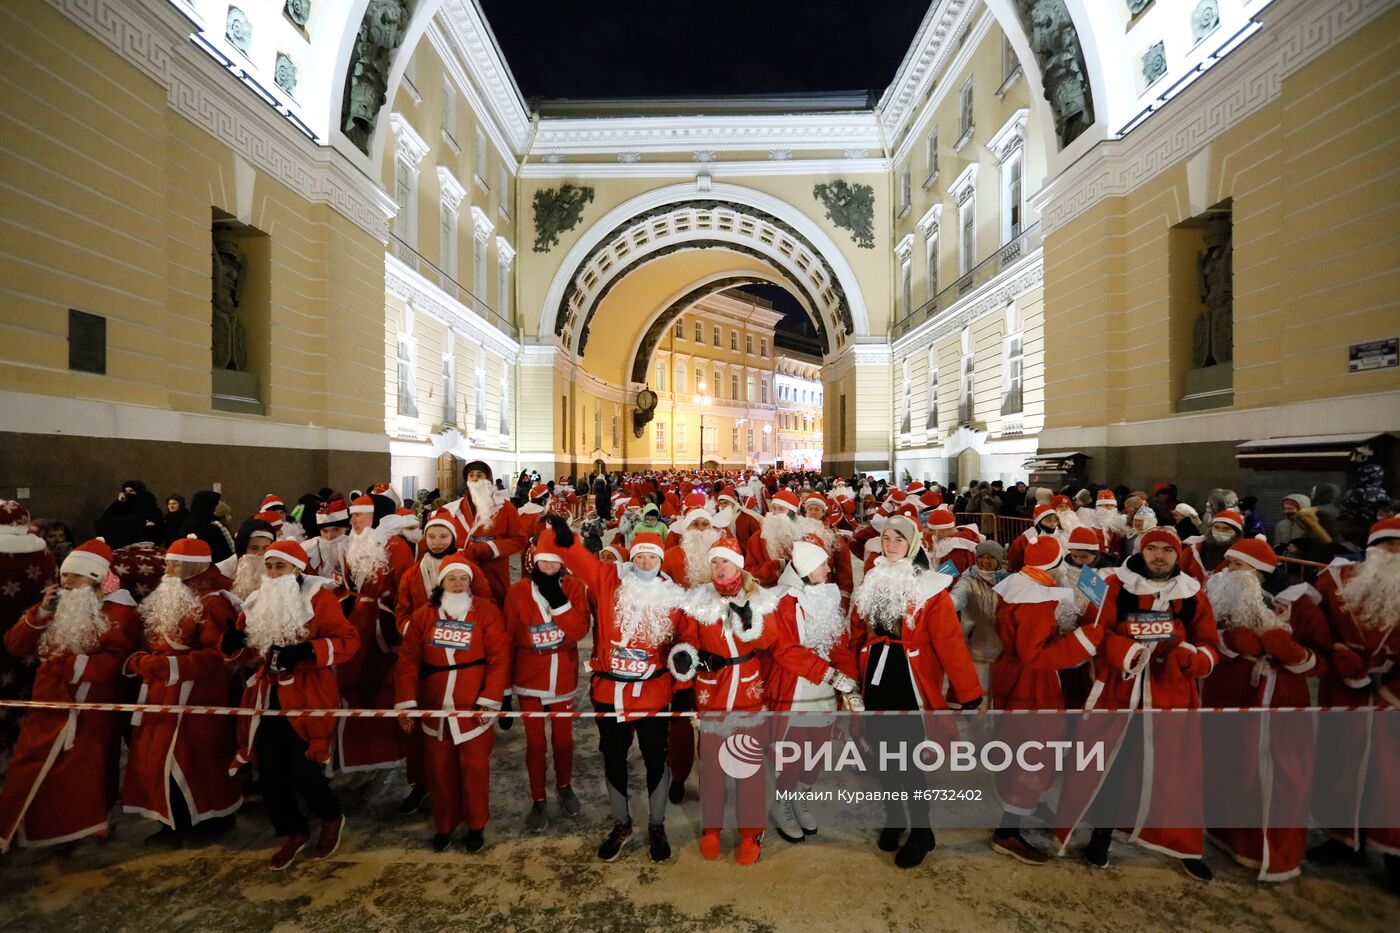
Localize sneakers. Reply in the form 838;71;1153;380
526;800;548;833
268;833;310;871
668;780;686;804
1180;857;1214;882
894;828;935;869
793;784;818;835
648;823;672;863
736;830;763;866
699;828;723;860
430;833;452;852
1085;829;1113;868
310;816;344;861
770;800;804;843
463;828;486;853
991;830;1049;865
557;785;582;817
597;820;633;861
398;785;430;815
878;827;905;852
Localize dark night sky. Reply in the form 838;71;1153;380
480;0;932;102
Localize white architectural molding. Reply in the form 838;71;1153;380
519;343;558;366
987;108;1030;163
518;157;890;179
435;0;531;153
386;253;519;359
529;112;884;158
892;249;1045;355
948;162;980;202
885;4;993;166
1030;0;1392;234
895;234;916;261
496;235;516;267
878;0;972;146
437;165;467;209
471;205;494;242
917;203;944;234
391;113;431;168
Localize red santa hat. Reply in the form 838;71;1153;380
437;553;476;584
61;538;113;582
790;534;829;579
1096;489;1118;505
0;499;31;534
1225;537;1277;573
1211;509;1244;532
630;532;665;560
318;497;350;527
955;526;984;546
1367;517;1400;546
1051;495;1072;510
349;495;376;515
601;541;630;562
1066;526;1102;553
166;533;212;563
263;540;309;571
906;480;925;494
254;510;284;529
683;491;708;512
1032;504;1056;525
801;492;828;513
708;532;745;568
1138;526;1183;558
927;507;956;531
1024;535;1064;571
715;485;740;507
529;484;550;501
919;490;944;510
423;509;462;537
259;493;286;513
770;489;801;513
533;528;564;564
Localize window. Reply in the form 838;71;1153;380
396;334;417;417
474;348;487;431
394;161;416;246
1002;152;1023;243
900;257;913;318
1001;332;1024;416
959;194;976;275
593;399;601;448
712;325;721;347
761;429;769;453
611;410;620;448
959;77;974;139
926;345;939;429
713;367;721;393
899;167;912;213
655;358;666;392
474;128;488;184
497;258;511;318
731;330;739;351
561;396;568;448
676;419;687;453
730;373;739;400
924;129;938;181
958;329;975;425
499;361;510;435
746;427;755;453
473;240;487;297
1003;34;1019;83
694;321;703;342
656;421;666;452
925;231;939;299
745;334;753;354
498;165;511;217
746;373;756;403
731;427;740;451
441;79;457;148
900;361;912;434
675;362;686;395
674;319;684;339
759;337;768;357
760;376;770;404
839;394;847;449
441;350;456;427
439;204;457;279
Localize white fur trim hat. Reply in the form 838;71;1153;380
790;536;828;579
61;538;112;582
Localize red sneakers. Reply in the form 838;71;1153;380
736;830;763;865
268;833;310;871
310;816;345;861
699;828;722;860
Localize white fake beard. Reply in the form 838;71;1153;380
799;583;845;660
1097;508;1126;535
615;573;676;647
317;533;349;573
1206;568;1282;633
467;479;499;530
346;527;390;584
40;585;107;659
681;527;720;587
440;591;473;619
1056;509;1081;532
232;553;267;599
1339;548;1400;632
401;526;423;546
854;559;922;635
795;515;835;552
761;511;799;559
243;574;311;654
139;574;204;648
932;535;957;561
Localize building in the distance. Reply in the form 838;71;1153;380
775;352;824;470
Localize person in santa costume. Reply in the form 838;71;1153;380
989;535;1106;865
1201;538;1331;882
0;501;56;781
505;529;590;832
666;532;780;865
0;538;138;852
304;496;352;595
717;485;761;551
1308;517;1400;892
1052;526;1220;881
221;540;359;871
544;513;685;864
798;493;856;602
765;533;862;843
122;534;242;846
441;460;529;604
230;516;278;599
745;488;805;586
850;515;984;869
1006;505;1062;572
950;540;1008;696
1094;489;1128;560
1179;508;1245;583
925;508;976;574
1051;494;1080;533
395;555;510;852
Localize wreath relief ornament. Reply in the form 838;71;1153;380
813;180;875;249
533;184;595;253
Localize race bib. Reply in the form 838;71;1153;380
1125;611;1174;643
529;620;566;651
431;618;475;651
609;645;651;679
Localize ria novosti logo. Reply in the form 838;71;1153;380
717;733;766;779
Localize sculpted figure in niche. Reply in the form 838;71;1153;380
1193;217;1233;367
211;228;248;371
342;0;410;153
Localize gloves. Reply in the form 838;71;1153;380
844;692;866;712
1227;628;1264;657
468;542;494;562
134;653;171;681
474;702;499;723
957;695;984;711
220;624;247;654
1260;627;1305;666
828;670;858;694
729;601;753;628
1329;645;1367;680
546;513;576;549
535;572;568;609
670;648;695;678
1168;644;1211;679
270;640;315;672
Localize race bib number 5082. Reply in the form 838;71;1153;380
431;618;475;651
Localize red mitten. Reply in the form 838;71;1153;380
1226;628;1263;657
1163;645;1193;682
1260;628;1306;666
1081;623;1108;647
135;653;170;681
1186;647;1213;678
1329;645;1367;680
469;542;493;562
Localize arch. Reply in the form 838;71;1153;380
536;182;873;346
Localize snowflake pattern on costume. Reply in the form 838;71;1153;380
25;565;42;580
0;581;19;598
744;680;764;703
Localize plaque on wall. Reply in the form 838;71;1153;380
1348;338;1397;373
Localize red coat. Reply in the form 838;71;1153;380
395;552;493;634
123;569;242;826
0;593;139;851
228;580;359;771
338;535;414;772
0;538;56;779
661;544;700;589
732;509;761;551
395;596;511;744
743;532;785;587
557;540;685;715
764;587;859;711
989;574;1100;711
504;575;590;703
671;583;780;712
443;496;529;602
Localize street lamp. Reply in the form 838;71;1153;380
696;381;711;470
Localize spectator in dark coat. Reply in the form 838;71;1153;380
95;479;164;548
177;489;235;563
161;494;189;546
593;473;612;521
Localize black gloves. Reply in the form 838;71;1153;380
957;695;984;711
729;601;753;628
671;649;694;677
221;624;247;654
270;640;315;672
534;571;569;609
546;513;575;549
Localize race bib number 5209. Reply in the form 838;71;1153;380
1125;611;1174;643
431;618;475;651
